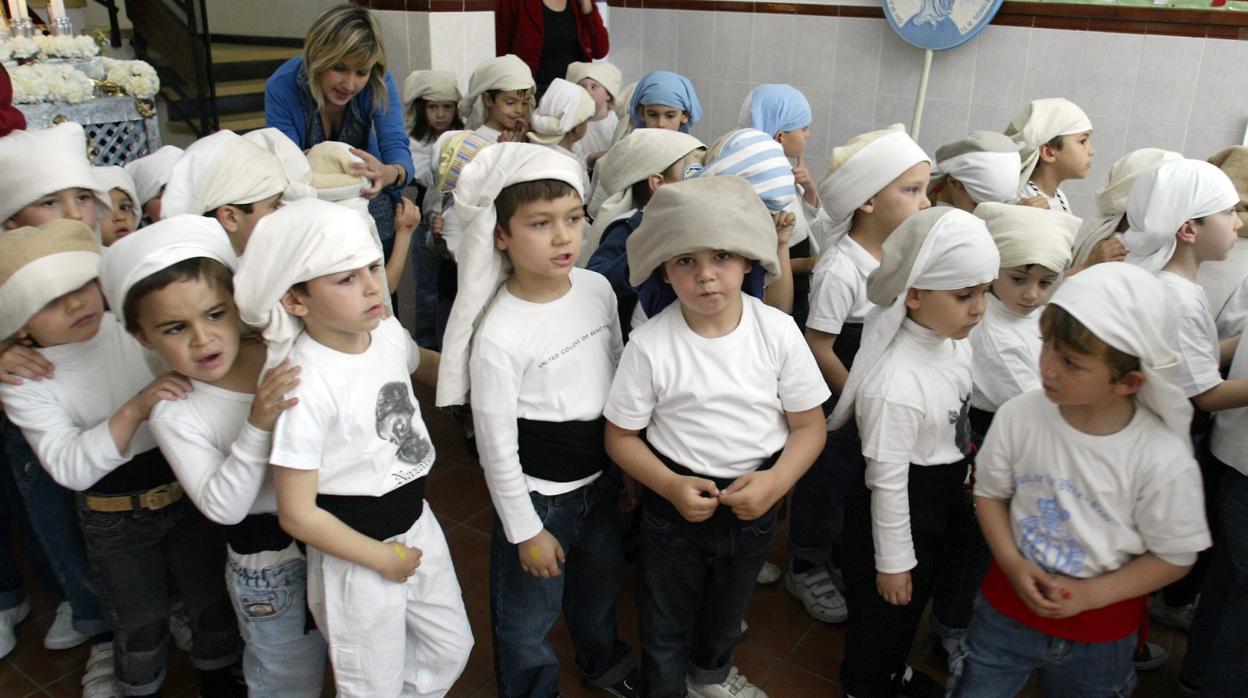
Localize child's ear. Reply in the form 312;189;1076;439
131;328;154;350
648;173;664;195
493;223;509;251
859;196;876;216
947;176;965;192
1114;369;1145;397
279;289;309;317
680;112;690;125
904;287;924;311
1038;142;1058;164
3;217;18;230
1176;220;1198;244
214;206;239;234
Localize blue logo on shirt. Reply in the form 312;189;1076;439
1019;497;1086;575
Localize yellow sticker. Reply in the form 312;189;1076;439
393;542;407;561
529;545;543;561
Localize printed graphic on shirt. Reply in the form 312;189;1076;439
952;394;972;455
1019;496;1086;575
375;382;434;484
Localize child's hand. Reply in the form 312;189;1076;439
717;470;783;521
1002;557;1063;616
247;360;300;431
395;197;421;236
793;157;818;207
618;472;640;513
877;570;912;606
377;541;422;583
1086;237;1127;266
665;475;720;523
1046;576;1102;619
127;372;192;419
430;213;445;237
518;528;565;578
772;211;796;249
0;343;54;385
1017;195;1050;210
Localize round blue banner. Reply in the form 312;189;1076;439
882;0;1005;51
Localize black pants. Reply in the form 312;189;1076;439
840;459;974;697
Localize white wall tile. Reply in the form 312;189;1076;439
876;28;922;97
926;35;977;104
1067;192;1095;222
642;9;679;74
688;77;718;139
825;91;877;153
461;12;496;82
802;86;834;160
792;16;838;91
833;18;882;93
1022;29;1085;103
970;25;1030;108
750;13;796;84
676;10;716;80
1074;32;1143;120
1185;125;1244;160
712;12;754;83
1190;38;1248;132
966;102;1019;133
408;13;432;73
1122;120;1188;155
376;10;411;86
606;8;643;74
1064;115;1126;196
1131;35;1203;125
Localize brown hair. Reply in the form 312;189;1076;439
494;179;580;233
1039;304;1140;380
123;257;234;333
303;4;388;113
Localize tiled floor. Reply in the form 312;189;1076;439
1;384;1193;696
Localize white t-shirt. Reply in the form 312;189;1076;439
969;294;1043;412
470;268;622;543
0;314;158;491
1159;271;1222;398
806;234;878;334
1212;335;1248;477
855;319;974;573
575;112;618;162
604;295;829;479
976;390;1210;576
271;317;435;496
473;125;501;144
1196;236;1248;340
409;136;436;194
149;380;274;525
1019;181;1070;214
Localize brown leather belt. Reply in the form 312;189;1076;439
82;482;184;512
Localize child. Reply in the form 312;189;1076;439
94;166;141;245
626;71;702;134
123;144;184;223
232;198;472;697
526;78;596;193
584;128;704;336
603;176;829;697
1070;148;1181;272
949;263;1212;697
0;218;245;697
968;203;1078;433
928;132;1021;213
828;206;1000;697
403;69;464;198
1197;146;1248;340
103;221;326;696
1004;97;1093;213
439;142;638;697
461;54;535;143
794;126;929;624
0;122;104;232
565;60;622;170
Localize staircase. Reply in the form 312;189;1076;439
161;40;300;135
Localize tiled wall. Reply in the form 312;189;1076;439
606;7;1248;220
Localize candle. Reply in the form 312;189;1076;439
49;0;64;19
6;0;18;21
14;0;25;20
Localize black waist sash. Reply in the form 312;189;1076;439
86;447;176;496
317;477;426;542
227;513;294;555
642;445;780;527
516;417;608;482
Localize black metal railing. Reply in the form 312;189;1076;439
125;0;218;136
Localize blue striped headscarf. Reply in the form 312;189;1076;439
739;84;812;137
696;128;796;213
629;71;703;132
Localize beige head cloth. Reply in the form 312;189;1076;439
1004;97;1092;193
0;220;100;340
461;55;535;130
566;61;623;103
159;130;288;218
973;202;1079;274
527;78;596;147
1208;146;1248;230
402;69;461;105
1071;148;1182;268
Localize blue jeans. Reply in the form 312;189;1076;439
3;417;108;636
947;594;1137;697
1180;463;1248;697
225;552;327;698
411;226;443;350
489;472;634;698
636;499;775;698
788;421;860;568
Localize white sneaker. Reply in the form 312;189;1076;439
168;600;192;652
0;597;32;659
755;561;782;585
44;600;89;650
81;641;120;698
784;565;848;624
686;666;767;698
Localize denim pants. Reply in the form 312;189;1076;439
3;417;109;636
788;421;860;569
225;549;327;698
411;226;442;350
636;498;775;698
947;594;1137;697
79;494;241;694
489;471;634;698
1180;463;1248;697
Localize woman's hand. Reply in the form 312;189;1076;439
349;147;390;199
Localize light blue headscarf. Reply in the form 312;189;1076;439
629;71;703;132
697;128;796;213
739;84;812;137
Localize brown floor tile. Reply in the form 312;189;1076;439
788;618;846;679
426;464;494;526
0;660;40;697
763;662;841;696
446;525;492;597
4;615;89;686
739;584;817;660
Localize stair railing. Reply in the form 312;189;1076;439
124;0;218;136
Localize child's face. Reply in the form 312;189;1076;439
283;262;385;344
484;90;530;131
5;188;99;231
576;78;611;119
662;250;750;318
993;265;1058;317
906;283;991;340
217;193;283;254
1049;131;1095;181
142;190;163;223
424;100;457;133
1191;207;1242;263
862;162;932;235
132;277;240;384
20;281;104;347
776;126;810;159
99;189;138;246
495;193;584;281
641;104;688;131
1039;338;1136;408
319;54;374;108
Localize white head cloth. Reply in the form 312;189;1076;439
581;129;703;262
98;215;237;328
1004;97;1093;192
0;122;104;223
232;198;382;369
461;55;535;129
1071;148;1182;268
816;124;929;250
93;166;140;217
241;128;319;202
123;144;184;206
437;143;584;407
402;69;461;105
527;78;596;146
1048;262;1192;443
1123;159;1239;273
160;130;288;218
932;131;1022;205
829;207;1000;429
973;202;1078;273
565;61;623;102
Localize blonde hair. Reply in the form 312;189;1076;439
303;4;388;113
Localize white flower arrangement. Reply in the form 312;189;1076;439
102;57;160;99
0;37;39;63
0;35;98;62
11;63;94;104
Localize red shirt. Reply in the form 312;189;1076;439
495;0;609;78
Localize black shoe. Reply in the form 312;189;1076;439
602;667;642;698
892;664;944;698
